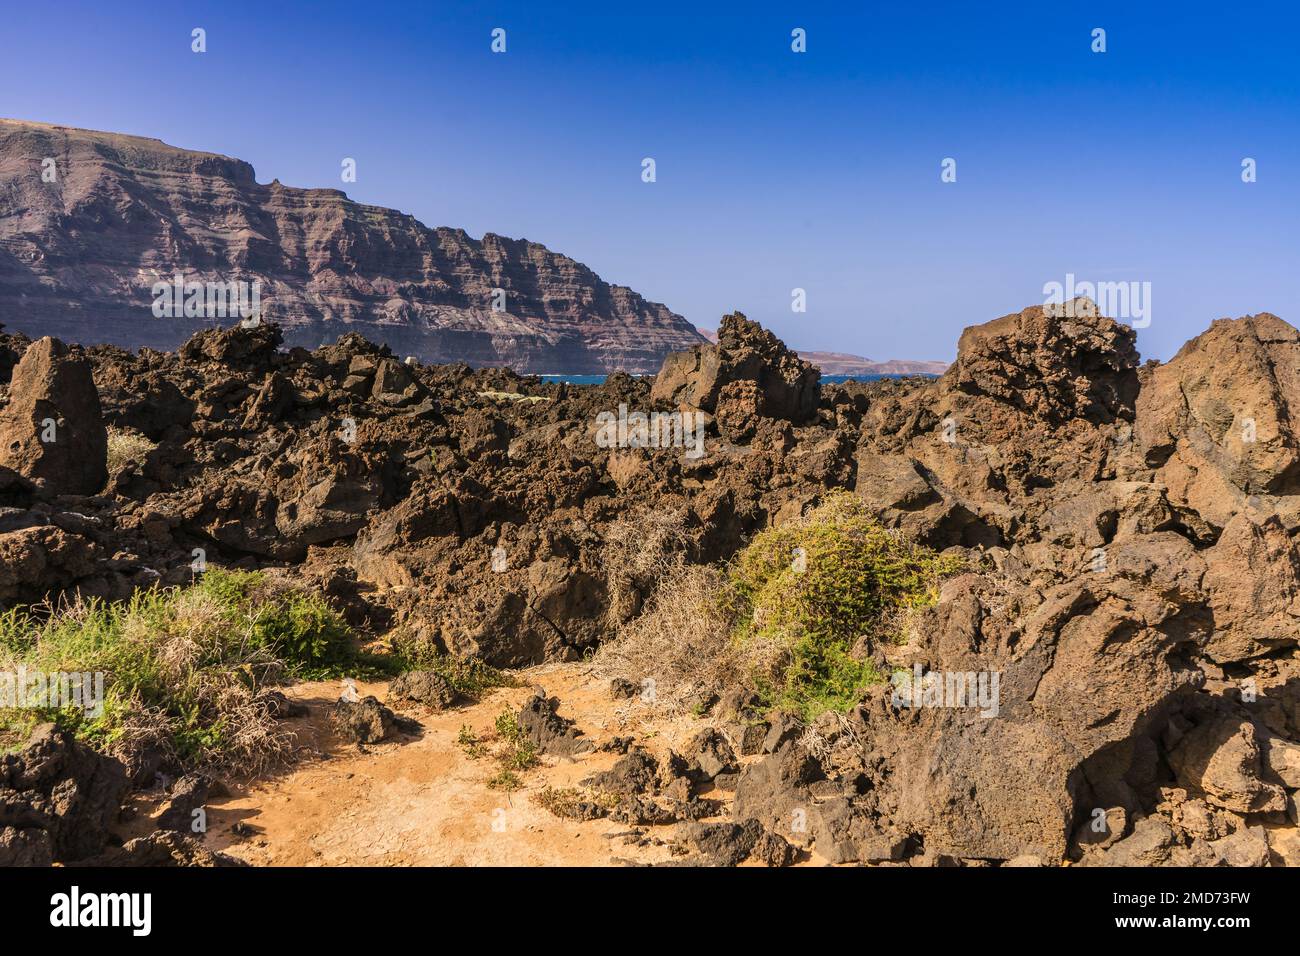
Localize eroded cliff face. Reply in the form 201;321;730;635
0;119;705;373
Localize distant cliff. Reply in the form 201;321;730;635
798;351;948;376
0;119;706;373
696;328;945;376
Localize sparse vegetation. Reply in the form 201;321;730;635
597;491;963;721
0;568;354;771
493;708;540;772
476;390;549;404
104;426;157;477
457;724;487;760
486;769;523;791
533;785;619;819
387;630;519;698
464;708;541;792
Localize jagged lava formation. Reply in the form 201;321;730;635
1;299;1299;867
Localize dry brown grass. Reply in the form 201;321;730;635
105;426;157;475
594;562;744;713
601;506;693;629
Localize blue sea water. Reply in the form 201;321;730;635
538;373;936;386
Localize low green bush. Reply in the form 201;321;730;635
0;569;355;770
728;491;964;720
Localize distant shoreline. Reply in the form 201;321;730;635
538;372;941;385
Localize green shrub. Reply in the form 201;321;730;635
104;427;157;479
728;491;963;721
196;569;353;675
0;570;355;770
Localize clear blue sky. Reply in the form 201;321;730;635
4;1;1298;361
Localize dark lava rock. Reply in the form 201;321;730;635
157;773;219;834
519;688;592;757
332;695;417;744
388;670;459;710
76;829;247;867
0;723;127;865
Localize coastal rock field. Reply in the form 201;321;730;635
1;298;1297;867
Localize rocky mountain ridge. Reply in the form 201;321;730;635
0;118;705;373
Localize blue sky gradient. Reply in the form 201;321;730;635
4;1;1297;361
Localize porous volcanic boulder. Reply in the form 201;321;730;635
77;829;247;867
679;818;795;867
387;670;459;710
0;723;128;865
0;521;99;604
731;744;824;846
651;311;820;435
1168;716;1287;814
518;689;592;757
0;337;107;495
178;322;283;370
1199;511;1300;662
863;569;1207;863
855;301;1145;551
582;746;659;797
943;298;1140;427
682;727;738;782
332;695;413;743
1132;313;1300;531
156;773;219;833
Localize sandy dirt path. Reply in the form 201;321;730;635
194;663;691;866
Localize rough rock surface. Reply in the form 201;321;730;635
0;723;127;865
0;336;107;495
652;311;820;438
387;670;459;710
1;292;1299;867
518;689;592;757
156;773;218;833
77;829;246;867
331;695;415;744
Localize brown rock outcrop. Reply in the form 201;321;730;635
0;723;128;865
1132;313;1300;531
651;311;820;438
0;336;107;495
0;291;1296;868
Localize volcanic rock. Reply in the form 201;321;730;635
387;670;459;710
518;689;592;757
0;337;107;495
0;723;127;864
1168;716;1287;814
651;311;820;435
332;695;414;744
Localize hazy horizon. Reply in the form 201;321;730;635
4;1;1298;363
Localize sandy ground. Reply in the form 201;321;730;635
168;663;714;866
120;661;1300;868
